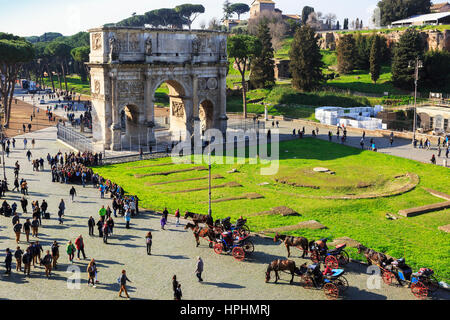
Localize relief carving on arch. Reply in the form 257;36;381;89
172;101;185;118
118;80;144;98
92;33;102;50
129;33;140;52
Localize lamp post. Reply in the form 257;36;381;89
208;143;212;216
0;122;6;182
409;57;423;145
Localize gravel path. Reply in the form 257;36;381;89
0;127;448;300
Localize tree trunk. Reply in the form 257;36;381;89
61;61;68;93
47;64;55;92
237;58;248;119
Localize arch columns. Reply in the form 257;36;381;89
144;74;156;146
110;74;122;151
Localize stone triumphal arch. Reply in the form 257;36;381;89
88;27;228;151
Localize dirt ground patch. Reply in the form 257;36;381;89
329;237;361;248
209;193;264;203
3;98;63;138
169;181;242;194
250;206;299;217
275;178;320;189
145;175;224;187
438;224;450;233
134;166;207;178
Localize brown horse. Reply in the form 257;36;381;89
184;212;213;226
357;244;392;266
184;222;217;247
265;259;307;284
274;233;309;258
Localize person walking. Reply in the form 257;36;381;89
31;138;35;149
41;200;48;219
124;208;131;229
41;250;53;278
5;248;12;275
14;246;23;272
75;235;87;260
58;199;65;224
87;259;98;287
145;231;152;255
51;241;59;270
431;154;436;165
107;217;114;236
88;216;95;236
26;150;32;162
174;283;182;300
23;218;31;242
22;248;32;276
20;196;28;213
31;217;39;238
23;137;27;149
102;222;109;244
67;241;76;263
118;270;132;298
13;221;22;243
97;219;104;238
175;209;180;226
69;186;77;202
172;275;179;299
12;177;19;192
195;256;204;282
98;205;107;220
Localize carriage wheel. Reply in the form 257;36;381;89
325;256;339;269
242;240;254;254
411;281;428;299
338;251;350;265
232;247;245;261
311;251;320;263
213;243;223;255
301;275;313;289
335;276;349;292
382;271;395;285
422;276;440;293
323;283;340;300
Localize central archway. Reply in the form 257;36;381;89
199;99;214;133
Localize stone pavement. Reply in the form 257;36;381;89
0;126;449;300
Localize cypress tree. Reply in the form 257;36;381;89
337;34;356;74
289;25;324;92
391;28;425;90
249;22;275;89
370;35;382;83
343;18;348;30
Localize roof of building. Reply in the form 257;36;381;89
431;2;450;9
283;14;301;20
391;11;450;24
251;0;276;5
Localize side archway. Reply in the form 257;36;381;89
199;99;214;133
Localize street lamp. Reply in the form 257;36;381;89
208;143;212;216
409;57;423;145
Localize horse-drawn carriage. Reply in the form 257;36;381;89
357;244;440;299
381;259;440;299
213;233;254;261
309;239;350;269
301;263;349;300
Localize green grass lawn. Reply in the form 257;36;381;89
93;138;450;282
43;75;91;96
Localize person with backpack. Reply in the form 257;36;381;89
145;231;152;255
41;250;53;278
67;241;76;263
14;246;23;272
87;259;98;287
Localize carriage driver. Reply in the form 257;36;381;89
221;231;234;247
315;238;329;255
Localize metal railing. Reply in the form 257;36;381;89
56;122;100;153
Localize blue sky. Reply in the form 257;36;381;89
0;0;381;37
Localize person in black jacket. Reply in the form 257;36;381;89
20;196;28;213
41;200;48;219
97;219;104;238
12;212;20;226
88;216;95;236
41;250;53;278
22;249;32;276
13;221;22;243
5;248;12;274
14;246;23;271
23;218;31;242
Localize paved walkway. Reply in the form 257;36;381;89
0;127;449;300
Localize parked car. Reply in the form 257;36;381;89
39;99;45;104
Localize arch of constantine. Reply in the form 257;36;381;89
87;27;228;151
